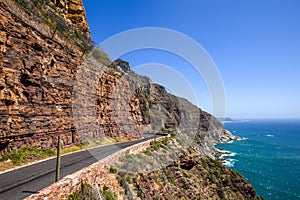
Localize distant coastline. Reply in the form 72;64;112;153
218;117;253;123
216;119;300;200
218;117;235;122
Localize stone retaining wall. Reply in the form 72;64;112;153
24;138;157;200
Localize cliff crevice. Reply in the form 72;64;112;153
0;0;235;157
0;1;262;199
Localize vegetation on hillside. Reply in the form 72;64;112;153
68;183;117;200
0;147;55;165
0;137;130;170
10;0;93;53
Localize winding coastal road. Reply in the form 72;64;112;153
0;134;158;200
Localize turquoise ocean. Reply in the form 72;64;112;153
216;119;300;200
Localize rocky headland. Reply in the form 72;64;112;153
0;0;262;199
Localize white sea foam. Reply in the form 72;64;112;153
220;152;237;158
227;152;237;157
222;158;237;167
218;149;231;154
218;148;238;167
237;137;247;141
266;134;275;137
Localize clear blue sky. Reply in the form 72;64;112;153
82;0;300;119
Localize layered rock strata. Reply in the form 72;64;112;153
0;0;236;157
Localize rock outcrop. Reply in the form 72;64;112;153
133;149;262;200
0;0;237;155
62;137;262;200
49;0;90;35
0;1;262;199
0;0;93;153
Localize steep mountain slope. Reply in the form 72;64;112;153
0;0;90;153
0;1;263;199
0;0;236;155
131;149;261;200
67;137;262;200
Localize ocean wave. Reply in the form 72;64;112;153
227;152;237;157
217;149;231;154
220;152;237;158
222;158;237;167
217;148;238;167
256;134;275;138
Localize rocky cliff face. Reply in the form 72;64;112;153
66;137;262;200
0;0;142;153
0;1;261;199
133;149;262;200
0;0;95;153
0;0;235;156
49;0;90;35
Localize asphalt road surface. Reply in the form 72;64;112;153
0;134;159;200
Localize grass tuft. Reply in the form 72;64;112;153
109;165;117;173
0;148;55;165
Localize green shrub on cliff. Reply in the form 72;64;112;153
101;185;117;200
141;134;176;155
109;165;117;173
0;147;55;165
68;183;117;200
68;183;98;200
